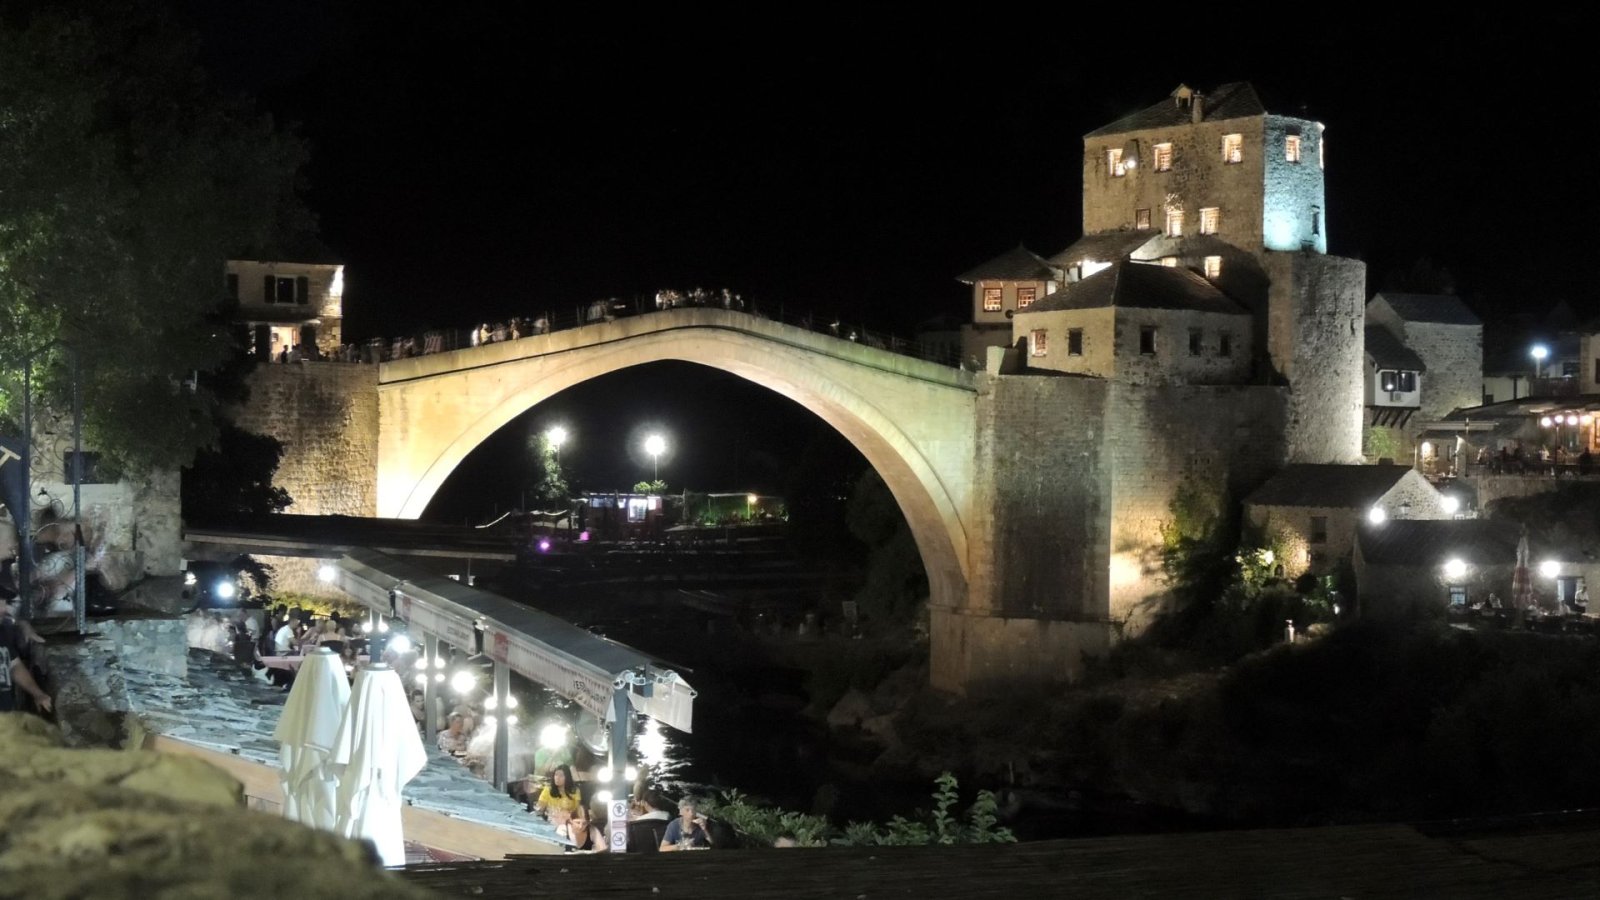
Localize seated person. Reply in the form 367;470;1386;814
660;797;712;851
534;765;583;823
558;805;607;853
626;791;672;853
436;713;470;756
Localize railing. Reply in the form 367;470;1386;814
270;296;966;370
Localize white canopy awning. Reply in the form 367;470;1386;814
335;549;695;732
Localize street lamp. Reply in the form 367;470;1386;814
546;425;568;463
644;434;666;483
1531;344;1549;380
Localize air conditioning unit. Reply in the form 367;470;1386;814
1390;391;1405;402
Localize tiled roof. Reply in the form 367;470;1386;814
1357;519;1522;567
1021;260;1246;316
1086;83;1268;138
1245;464;1415;509
1372;293;1481;326
1047;231;1162;269
956;245;1057;284
1364;326;1426;371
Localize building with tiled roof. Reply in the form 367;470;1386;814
955;244;1060;364
1364;292;1484;466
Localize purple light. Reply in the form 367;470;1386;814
538;538;551;552
578;530;590;542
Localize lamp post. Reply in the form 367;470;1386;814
644;434;666;484
1531;344;1549;383
546;425;568;465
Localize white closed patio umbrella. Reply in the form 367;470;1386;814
330;663;428;867
272;647;351;830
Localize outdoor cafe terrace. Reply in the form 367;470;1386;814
1417;395;1600;479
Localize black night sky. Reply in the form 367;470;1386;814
183;7;1594;516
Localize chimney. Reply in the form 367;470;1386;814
1191;92;1204;124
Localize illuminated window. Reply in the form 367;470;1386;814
1017;287;1037;309
1159;257;1179;268
1153;142;1173;172
1286;134;1302;163
1319;136;1325;169
1030;329;1048;357
1135;208;1151;229
1199;207;1220;235
1188;328;1202;356
627;497;650;523
1218;332;1232;357
982;286;1002;312
1067;328;1083;356
1203;255;1222;279
1139;326;1157;355
1108;147;1125;177
1165;207;1184;237
1222;133;1242;164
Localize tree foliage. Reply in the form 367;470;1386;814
180;424;292;522
845;469;926;625
0;6;313;474
522;433;569;508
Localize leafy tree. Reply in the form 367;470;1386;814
522;432;569;509
181;424;292;522
845;469;926;625
0;7;314;475
632;479;667;495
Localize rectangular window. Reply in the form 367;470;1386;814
1312;210;1321;236
1030;329;1048;357
1310;516;1328;543
1594;359;1600;383
1222;133;1243;164
1135;208;1151;230
274;276;297;304
1016;287;1037;309
982;286;1003;312
1199;207;1220;235
62;451;108;485
1107;147;1125;177
1165;207;1184;237
1449;585;1467;607
1188;328;1203;356
1153;142;1173;172
1319;136;1325;169
1067;328;1083;356
1285;134;1302;163
1218;332;1232;357
1398;371;1417;392
1203;255;1222;279
1139;326;1157;355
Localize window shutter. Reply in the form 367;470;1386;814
263;275;275;304
296;276;310;304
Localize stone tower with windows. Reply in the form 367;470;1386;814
1074;82;1365;462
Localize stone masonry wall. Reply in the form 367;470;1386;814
232;363;379;517
46;616;188;747
1265;252;1366;463
1105;382;1288;630
1261;115;1326;254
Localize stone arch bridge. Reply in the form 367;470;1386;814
375;308;977;621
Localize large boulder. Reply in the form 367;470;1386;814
0;714;438;900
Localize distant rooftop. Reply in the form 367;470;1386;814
1048;230;1161;270
1365;326;1427;371
1086;82;1269;138
956;245;1057;284
1246;464;1416;509
1372;292;1481;327
1022;260;1245;316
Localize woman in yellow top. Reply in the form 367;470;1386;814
535;765;583;823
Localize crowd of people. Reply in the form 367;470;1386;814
1475;441;1596;476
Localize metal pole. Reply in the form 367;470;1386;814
609;685;632;807
492;660;510;791
19;356;31;620
423;633;440;738
72;348;84;633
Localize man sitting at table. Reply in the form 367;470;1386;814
660;797;712;851
273;617;296;656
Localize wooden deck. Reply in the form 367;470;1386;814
400;820;1600;899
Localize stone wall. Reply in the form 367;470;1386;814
1264;252;1366;463
1465;473;1600;510
934;373;1287;692
1082;115;1268;251
1261;115;1327;254
233;363;379;516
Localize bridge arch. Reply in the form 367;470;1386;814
376;310;976;610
